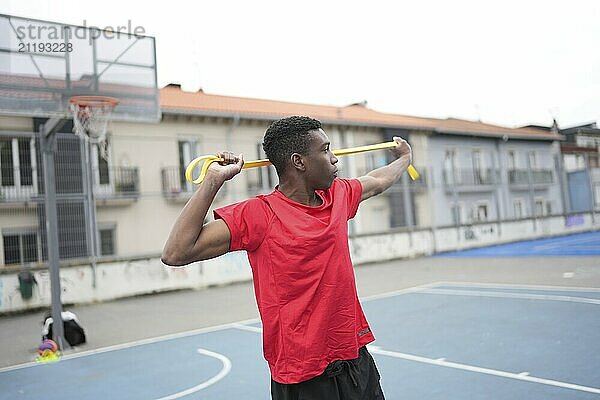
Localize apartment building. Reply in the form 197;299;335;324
560;122;600;211
0;85;566;267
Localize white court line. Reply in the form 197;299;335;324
154;348;231;400
533;236;600;251
419;288;600;305
0;284;436;374
231;323;600;395
360;282;439;301
367;345;600;395
0;317;259;374
433;281;600;293
2;282;595;375
232;323;263;333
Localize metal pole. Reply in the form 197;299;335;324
584;153;595;212
527;154;536;232
401;173;414;247
451;170;460;242
427;166;438;253
554;154;569;214
39;120;66;350
84;140;99;288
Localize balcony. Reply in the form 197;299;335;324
443;168;498;193
508;169;553;189
0;164;38;207
161;166;194;202
94;167;140;203
0;184;38;207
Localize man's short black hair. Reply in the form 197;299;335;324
262;116;322;175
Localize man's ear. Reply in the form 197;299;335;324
290;153;306;172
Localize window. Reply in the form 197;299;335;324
3;231;39;265
0;137;34;188
444;150;458;184
451;203;462;225
366;152;387;172
575;154;585;169
91;145;110;185
507;150;517;171
248;142;276;192
594;184;600;209
513;199;524;219
178;140;197;190
528;151;538;169
472;150;487;184
472;203;489;222
99;228;115;256
535;199;545;217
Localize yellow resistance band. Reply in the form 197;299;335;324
185;141;420;185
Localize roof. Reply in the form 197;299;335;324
160;85;563;141
561;122;600;137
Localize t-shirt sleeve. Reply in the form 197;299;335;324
336;178;363;220
213;198;269;252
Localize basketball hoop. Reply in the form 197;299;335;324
69;96;119;159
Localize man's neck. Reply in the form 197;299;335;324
277;179;322;207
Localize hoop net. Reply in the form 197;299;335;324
69;96;119;160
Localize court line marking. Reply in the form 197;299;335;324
434;281;600;293
232;323;263;333
3;281;595;375
155;348;231;400
419;288;600;305
0;283;436;374
0;317;259;374
229;323;600;395
360;282;439;301
367;345;600;395
533;236;600;251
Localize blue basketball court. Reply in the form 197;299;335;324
440;230;600;257
1;282;599;399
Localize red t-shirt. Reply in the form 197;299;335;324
213;178;375;384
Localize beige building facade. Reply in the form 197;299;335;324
0;86;565;267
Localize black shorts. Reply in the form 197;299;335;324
271;346;385;400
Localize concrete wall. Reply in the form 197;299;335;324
2;212;598;314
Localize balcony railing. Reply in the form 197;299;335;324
443;168;498;187
0;184;38;203
161;166;194;199
0;164;38;203
508;169;553;185
94;167;139;199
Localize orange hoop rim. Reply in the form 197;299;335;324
69;96;119;108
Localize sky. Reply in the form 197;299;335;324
3;0;599;129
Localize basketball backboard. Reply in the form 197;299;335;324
0;14;160;122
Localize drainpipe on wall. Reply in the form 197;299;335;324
339;126;357;236
555;152;569;214
527;153;536;232
494;138;503;237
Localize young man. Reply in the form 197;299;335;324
162;116;412;399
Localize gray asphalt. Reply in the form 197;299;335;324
1;255;599;369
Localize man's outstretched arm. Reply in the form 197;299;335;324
161;152;244;266
358;137;412;202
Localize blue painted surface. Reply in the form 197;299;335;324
439;231;600;257
1;284;599;399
